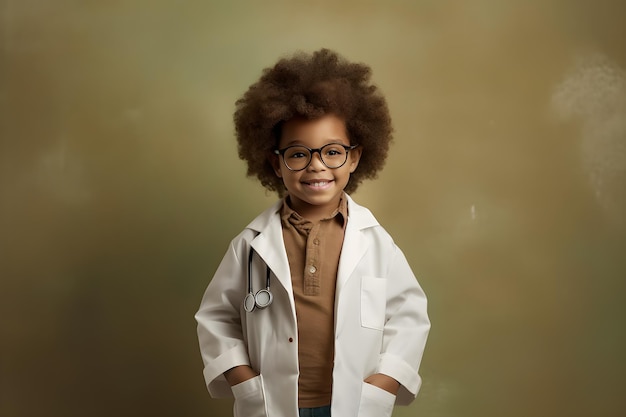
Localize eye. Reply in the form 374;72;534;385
284;147;310;159
323;145;345;157
289;151;307;159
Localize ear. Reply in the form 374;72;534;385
348;146;362;173
269;151;282;178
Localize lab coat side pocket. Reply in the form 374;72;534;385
358;381;396;417
361;276;387;331
231;375;268;417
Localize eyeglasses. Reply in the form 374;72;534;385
273;143;359;171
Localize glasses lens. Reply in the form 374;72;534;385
283;146;311;171
320;144;348;168
281;144;350;171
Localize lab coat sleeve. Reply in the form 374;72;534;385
377;244;430;405
195;236;250;398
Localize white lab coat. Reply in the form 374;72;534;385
195;195;430;417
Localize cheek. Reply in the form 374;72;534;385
280;171;302;188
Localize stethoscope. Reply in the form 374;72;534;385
243;248;273;313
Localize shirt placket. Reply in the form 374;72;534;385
303;222;321;296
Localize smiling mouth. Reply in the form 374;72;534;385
303;180;333;188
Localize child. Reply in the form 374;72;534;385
195;49;430;417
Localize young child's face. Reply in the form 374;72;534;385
271;114;362;220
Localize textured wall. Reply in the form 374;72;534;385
1;1;625;416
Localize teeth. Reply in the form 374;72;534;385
312;182;327;187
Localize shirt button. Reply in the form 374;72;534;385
313;238;320;245
289;337;294;343
309;265;317;274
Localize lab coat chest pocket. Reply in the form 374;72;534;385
360;276;387;330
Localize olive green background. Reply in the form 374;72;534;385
1;1;625;416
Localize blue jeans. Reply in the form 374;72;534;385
299;405;331;417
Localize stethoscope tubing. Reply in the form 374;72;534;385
244;247;273;313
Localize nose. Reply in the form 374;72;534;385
307;150;325;170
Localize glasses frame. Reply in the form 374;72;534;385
273;143;359;172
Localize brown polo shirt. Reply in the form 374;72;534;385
281;195;348;408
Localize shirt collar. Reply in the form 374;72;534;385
280;193;348;229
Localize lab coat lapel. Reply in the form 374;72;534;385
336;219;368;293
248;207;294;305
336;196;378;292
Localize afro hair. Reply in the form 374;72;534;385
234;48;393;195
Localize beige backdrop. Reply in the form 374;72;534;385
1;1;625;416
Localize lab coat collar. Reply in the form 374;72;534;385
245;194;380;297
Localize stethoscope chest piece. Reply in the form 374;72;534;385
254;288;273;308
244;248;273;313
243;292;257;313
244;288;273;313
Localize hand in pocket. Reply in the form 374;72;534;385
231;375;269;417
358;381;396;417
